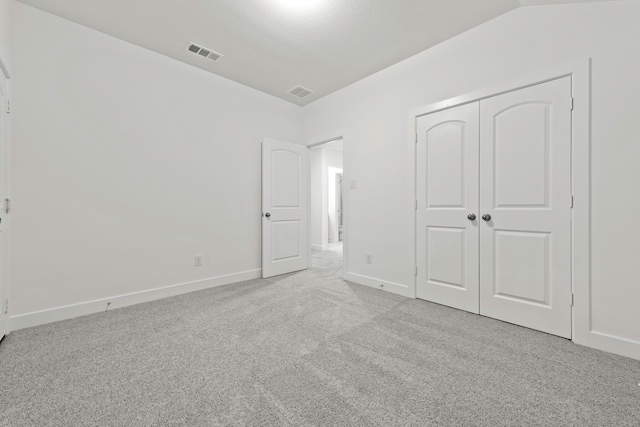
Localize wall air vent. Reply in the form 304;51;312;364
186;42;223;62
288;85;313;98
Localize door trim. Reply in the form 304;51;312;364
409;58;591;348
306;130;348;280
0;57;10;80
0;63;10;339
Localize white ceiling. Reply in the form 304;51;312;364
16;0;614;106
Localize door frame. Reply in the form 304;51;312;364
306;131;348;279
0;61;10;339
408;59;591;347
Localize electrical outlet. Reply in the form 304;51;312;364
366;254;372;264
194;255;203;267
349;179;358;189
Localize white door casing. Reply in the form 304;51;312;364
0;69;7;339
416;102;480;314
479;77;572;338
262;138;309;278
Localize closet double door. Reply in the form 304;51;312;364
416;77;572;338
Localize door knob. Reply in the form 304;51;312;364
467;213;476;221
265;212;271;218
482;214;492;221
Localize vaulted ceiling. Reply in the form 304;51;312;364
16;0;614;105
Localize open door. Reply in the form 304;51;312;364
262;138;309;278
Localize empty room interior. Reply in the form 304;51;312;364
0;0;639;425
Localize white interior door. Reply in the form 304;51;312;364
0;70;7;340
416;103;480;314
262;137;309;278
479;77;572;338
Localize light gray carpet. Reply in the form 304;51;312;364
1;245;639;426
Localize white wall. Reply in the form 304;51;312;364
8;0;640;360
0;0;10;74
302;1;640;358
9;2;303;324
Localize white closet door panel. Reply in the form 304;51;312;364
416;103;480;314
479;77;572;338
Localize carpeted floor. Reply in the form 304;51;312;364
1;245;639;426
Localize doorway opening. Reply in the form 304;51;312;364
309;137;345;275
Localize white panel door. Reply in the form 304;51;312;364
479;77;572;338
262;138;309;278
416;103;480;313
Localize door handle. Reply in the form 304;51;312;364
467;213;476;221
265;212;271;218
482;214;492;221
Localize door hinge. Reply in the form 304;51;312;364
415;266;418;276
5;100;9;114
415;133;418;143
570;293;574;307
5;198;10;214
415;199;418;210
570;195;574;208
4;298;7;314
570;97;574;111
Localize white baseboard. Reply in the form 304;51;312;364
589;331;640;361
10;269;261;332
311;244;328;251
343;272;414;298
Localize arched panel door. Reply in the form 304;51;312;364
415;77;572;339
262;138;309;278
416;103;480;313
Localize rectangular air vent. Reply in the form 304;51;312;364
186;42;223;62
288;85;313;98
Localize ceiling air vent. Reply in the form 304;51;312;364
288;85;313;98
186;42;223;62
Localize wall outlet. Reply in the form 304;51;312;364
194;255;203;267
349;179;358;189
366;253;372;264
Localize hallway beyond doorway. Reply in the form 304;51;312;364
311;242;343;277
